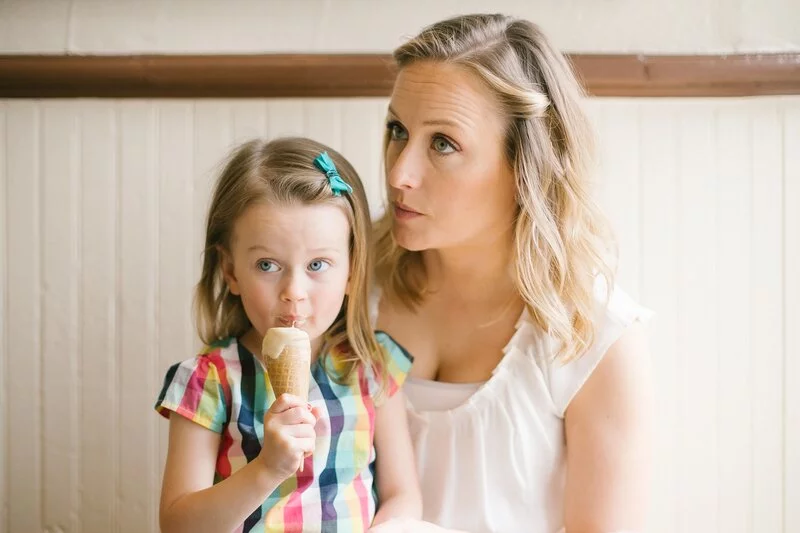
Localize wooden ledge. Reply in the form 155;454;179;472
1;53;798;98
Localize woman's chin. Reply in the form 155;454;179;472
392;228;430;252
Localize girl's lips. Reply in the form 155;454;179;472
278;316;307;327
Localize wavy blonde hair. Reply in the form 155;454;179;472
374;14;616;363
197;137;385;384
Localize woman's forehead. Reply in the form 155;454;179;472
389;62;503;131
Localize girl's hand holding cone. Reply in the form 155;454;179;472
258;393;318;479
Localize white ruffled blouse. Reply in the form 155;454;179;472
372;280;652;533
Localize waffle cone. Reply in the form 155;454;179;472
266;345;311;401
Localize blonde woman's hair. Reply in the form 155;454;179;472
374;14;616;363
197;137;385;384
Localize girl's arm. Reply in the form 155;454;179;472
371;390;423;526
159;394;316;533
563;323;653;533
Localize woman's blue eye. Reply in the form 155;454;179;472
387;121;408;141
257;260;277;272
432;136;455;154
308;260;330;273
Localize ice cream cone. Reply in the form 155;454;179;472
262;326;313;472
262;327;311;401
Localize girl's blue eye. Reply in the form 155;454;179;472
308;260;330;273
256;260;278;272
387;121;408;141
432;136;455;154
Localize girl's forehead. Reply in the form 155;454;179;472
231;202;351;251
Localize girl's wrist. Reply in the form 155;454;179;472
245;457;286;495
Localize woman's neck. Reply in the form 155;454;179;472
421;235;518;305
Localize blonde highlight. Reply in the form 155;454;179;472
374;14;616;363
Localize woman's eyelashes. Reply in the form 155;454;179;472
431;135;457;155
386;120;408;141
386;120;458;155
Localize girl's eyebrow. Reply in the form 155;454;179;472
247;245;343;255
247;245;272;253
308;247;344;254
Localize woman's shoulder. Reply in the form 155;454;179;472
592;276;655;330
519;278;653;417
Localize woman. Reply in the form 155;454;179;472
368;13;653;533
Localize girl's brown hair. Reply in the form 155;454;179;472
196;137;384;383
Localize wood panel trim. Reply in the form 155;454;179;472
1;53;798;98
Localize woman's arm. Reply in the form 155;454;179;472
371;390;423;526
563;322;654;533
159;394;316;533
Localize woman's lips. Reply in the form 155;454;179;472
393;201;422;220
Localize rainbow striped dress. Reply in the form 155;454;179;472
155;331;412;532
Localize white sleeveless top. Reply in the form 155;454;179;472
404;377;482;411
371;279;652;533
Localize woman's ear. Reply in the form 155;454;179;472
219;246;241;296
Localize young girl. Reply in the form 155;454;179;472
154;137;421;533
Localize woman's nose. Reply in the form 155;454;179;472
387;144;423;190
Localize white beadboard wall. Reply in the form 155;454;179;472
1;96;799;533
1;0;798;54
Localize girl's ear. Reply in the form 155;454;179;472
219;245;241;295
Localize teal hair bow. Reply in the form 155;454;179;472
313;151;353;197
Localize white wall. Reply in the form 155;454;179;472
2;95;799;533
2;1;800;533
0;0;798;54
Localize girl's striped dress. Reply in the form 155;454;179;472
155;331;413;532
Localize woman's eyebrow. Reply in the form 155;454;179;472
388;106;460;128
